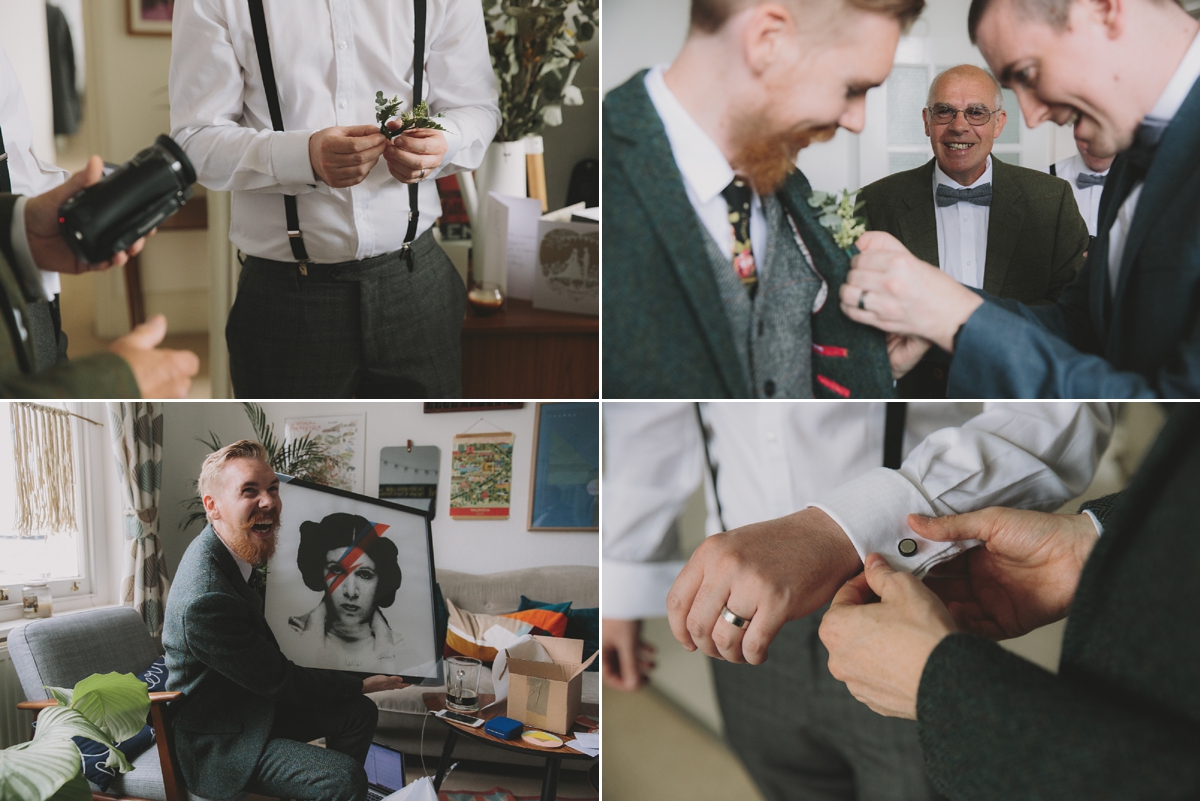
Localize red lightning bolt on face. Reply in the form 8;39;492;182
325;521;391;596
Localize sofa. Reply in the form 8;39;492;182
370;565;599;772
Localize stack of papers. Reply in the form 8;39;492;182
566;732;599;757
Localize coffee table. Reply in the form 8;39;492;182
424;693;598;801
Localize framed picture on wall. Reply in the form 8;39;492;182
263;475;442;685
127;0;174;36
527;402;599;532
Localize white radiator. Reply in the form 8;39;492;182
0;643;32;748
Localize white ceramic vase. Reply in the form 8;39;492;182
474;139;528;202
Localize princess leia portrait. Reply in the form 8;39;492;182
281;512;422;671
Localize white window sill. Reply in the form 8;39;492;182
0;597;120;642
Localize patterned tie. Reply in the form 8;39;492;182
1076;173;1107;189
721;178;758;296
935;183;993;207
247;565;267;605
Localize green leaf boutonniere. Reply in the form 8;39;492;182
808;189;867;252
375;91;448;139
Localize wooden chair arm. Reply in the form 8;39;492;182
16;692;181;711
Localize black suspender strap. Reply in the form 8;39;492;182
0;124;12;193
694;403;728;533
883;402;908;470
400;0;427;272
1049;163;1057;177
247;0;311;270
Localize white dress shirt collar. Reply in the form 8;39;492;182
933;154;993;190
1146;29;1200;123
644;65;736;207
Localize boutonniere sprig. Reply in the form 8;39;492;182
252;563;270;584
808;189;867;253
375;91;448;139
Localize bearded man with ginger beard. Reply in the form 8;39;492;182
603;0;924;399
163;440;407;801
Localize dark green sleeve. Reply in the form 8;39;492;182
181;590;363;705
0;352;140;398
917;633;1200;800
1078;492;1122;527
1043;179;1088;303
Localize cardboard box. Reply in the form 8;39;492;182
502;636;598;735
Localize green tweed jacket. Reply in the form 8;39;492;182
0;194;139;397
916;404;1200;799
163;526;364;799
603;71;894;399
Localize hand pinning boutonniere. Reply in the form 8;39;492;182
375;91;447;139
808;189;867;252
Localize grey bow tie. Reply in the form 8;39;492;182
1076;172;1106;189
935;183;992;207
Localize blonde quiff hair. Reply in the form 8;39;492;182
198;440;270;515
690;0;926;34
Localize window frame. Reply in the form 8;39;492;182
0;402;112;625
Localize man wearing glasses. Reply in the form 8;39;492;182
859;64;1088;397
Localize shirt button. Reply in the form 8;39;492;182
338;40;348;50
339;100;347;110
898;538;918;557
763;380;776;397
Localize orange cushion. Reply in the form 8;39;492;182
501;608;568;638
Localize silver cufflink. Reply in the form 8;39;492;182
898;538;918;557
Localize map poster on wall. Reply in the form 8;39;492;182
284;414;366;495
449;432;514;519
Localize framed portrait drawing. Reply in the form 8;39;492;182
264;475;442;685
127;0;175;36
527;402;599;532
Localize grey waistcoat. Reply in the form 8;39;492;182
702;193;822;398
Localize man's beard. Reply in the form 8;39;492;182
224;514;280;565
731;122;838;196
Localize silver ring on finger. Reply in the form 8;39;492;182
858;289;869;311
720;605;752;630
418;168;427;180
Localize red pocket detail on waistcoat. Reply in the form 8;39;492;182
812;344;848;358
817;374;851;397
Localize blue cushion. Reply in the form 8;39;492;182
518;597;598;672
137;655;169;693
74;725;156;791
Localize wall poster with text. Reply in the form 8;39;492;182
449;432;513;519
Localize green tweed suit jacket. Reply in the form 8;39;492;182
603;71;894;399
860;158;1087;303
916;404;1200;799
0;193;139;397
163;526;364;800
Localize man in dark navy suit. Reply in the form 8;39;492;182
839;0;1200;398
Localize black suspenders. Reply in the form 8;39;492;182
696;402;909;533
245;0;427;273
0;124;12;193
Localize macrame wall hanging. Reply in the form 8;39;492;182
10;402;78;538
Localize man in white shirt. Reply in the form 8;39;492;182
604;401;1113;801
1049;132;1115;237
841;0;1200;398
170;0;500;398
858;64;1087;397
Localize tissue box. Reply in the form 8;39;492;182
502;636;598;735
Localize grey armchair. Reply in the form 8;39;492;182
8;607;201;801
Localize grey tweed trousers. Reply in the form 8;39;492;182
711;604;948;801
227;229;467;398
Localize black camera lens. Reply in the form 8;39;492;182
58;134;197;264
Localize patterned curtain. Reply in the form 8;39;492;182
108;402;169;637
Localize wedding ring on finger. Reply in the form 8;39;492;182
858;289;869;311
418;168;427;180
720;606;752;630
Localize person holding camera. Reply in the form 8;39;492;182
0;157;201;398
169;0;500;399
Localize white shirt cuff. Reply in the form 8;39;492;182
270;130;319;187
1082;509;1104;537
8;196;49;301
432;117;464;179
808;467;978;578
602;558;686;620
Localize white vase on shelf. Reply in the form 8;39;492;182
474;139;528;202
